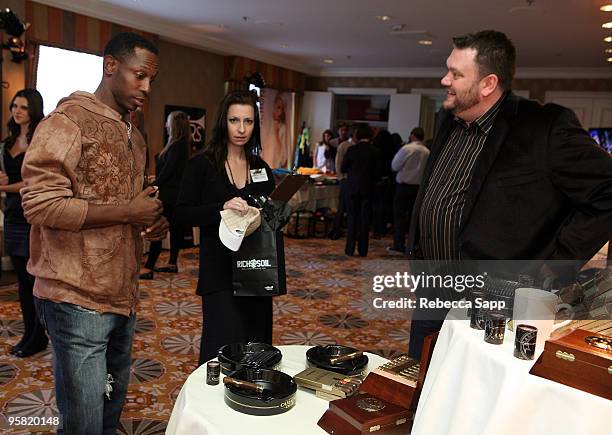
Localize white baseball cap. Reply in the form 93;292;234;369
219;206;261;251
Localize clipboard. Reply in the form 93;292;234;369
269;174;309;202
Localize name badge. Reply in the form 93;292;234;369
250;168;268;183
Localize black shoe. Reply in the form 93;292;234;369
139;270;154;280
14;341;47;358
155;264;178;273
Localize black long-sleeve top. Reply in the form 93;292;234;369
155;138;189;206
174;153;275;296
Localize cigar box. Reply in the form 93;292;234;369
317;393;411;435
359;355;419;409
294;367;361;399
529;329;612;400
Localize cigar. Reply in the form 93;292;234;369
330;351;363;364
223;377;264;393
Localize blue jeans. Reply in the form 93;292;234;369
35;298;135;435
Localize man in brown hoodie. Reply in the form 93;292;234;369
21;32;167;435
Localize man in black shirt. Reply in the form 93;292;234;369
407;30;612;358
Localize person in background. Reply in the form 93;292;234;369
313;129;336;172
371;130;395;238
174;90;275;365
21;32;167;434
390;132;404;157
389;127;429;254
140;111;192;279
0;89;47;358
341;124;381;256
408;30;612;358
272;93;288;168
329;126;356;240
330;122;349;149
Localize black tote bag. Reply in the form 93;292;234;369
232;219;286;297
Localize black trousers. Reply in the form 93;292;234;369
330;180;347;237
345;194;372;257
199;290;273;365
11;256;47;350
145;201;183;269
392;183;420;252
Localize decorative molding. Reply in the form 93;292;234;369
318;68;446;78
327;87;397;95
32;0;319;76
317;67;612;79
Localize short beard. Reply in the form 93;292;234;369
445;82;480;116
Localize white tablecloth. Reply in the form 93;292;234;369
412;308;611;435
166;345;388;435
288;184;340;212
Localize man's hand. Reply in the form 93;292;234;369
128;186;162;227
142;215;169;241
0;171;9;186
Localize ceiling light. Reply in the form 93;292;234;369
603;22;612;29
376;15;391;21
280;44;289;48
608;57;612;62
601;5;612;12
418;40;433;45
606;48;612;54
323;58;334;64
606;36;612;42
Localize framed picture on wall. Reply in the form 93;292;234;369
163;105;206;151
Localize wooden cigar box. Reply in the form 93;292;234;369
529;329;612;400
317;393;411;435
359;355;419;409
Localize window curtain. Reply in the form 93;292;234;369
25;0;158;96
25;1;159;138
25;41;39;88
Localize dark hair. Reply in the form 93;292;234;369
322;129;333;143
4;88;44;148
390;132;403;147
104;32;158;61
410;127;425;142
355;123;373;141
204;90;260;171
452;30;516;91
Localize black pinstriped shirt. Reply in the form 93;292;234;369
419;95;505;260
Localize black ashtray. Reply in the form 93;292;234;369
306;345;368;377
223;367;297;416
218;342;282;375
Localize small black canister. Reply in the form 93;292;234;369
484;312;506;345
207;361;221;385
470;304;486;330
514;324;537;360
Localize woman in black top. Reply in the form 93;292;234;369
175;90;275;365
140;111;191;279
0;89;48;357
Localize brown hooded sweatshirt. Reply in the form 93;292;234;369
21;91;147;316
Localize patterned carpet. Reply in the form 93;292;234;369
0;235;411;434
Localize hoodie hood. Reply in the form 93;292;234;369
55;91;124;122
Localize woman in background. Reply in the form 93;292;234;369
272;93;288;168
0;89;47;357
313;129;336;172
174;91;275;365
140;111;192;279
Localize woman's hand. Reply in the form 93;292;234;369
0;171;8;186
223;197;249;215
